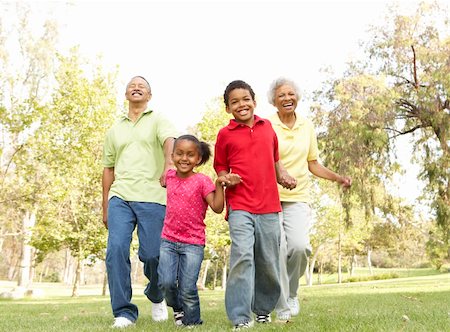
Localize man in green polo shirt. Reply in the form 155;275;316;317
102;76;178;328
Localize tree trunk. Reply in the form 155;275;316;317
318;260;323;285
367;248;373;275
133;254;140;283
308;243;325;286
350;253;357;277
337;231;343;284
221;262;227;290
199;259;210;290
72;255;82;297
17;210;36;289
213;260;218;290
102;268;108;296
63;248;72;284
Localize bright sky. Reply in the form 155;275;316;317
13;0;431;204
51;0;417;130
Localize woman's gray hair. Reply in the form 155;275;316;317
267;77;300;106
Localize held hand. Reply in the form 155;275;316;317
277;171;297;190
218;173;242;187
159;166;172;188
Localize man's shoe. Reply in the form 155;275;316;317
287;297;300;316
152;300;168;321
112;316;135;328
233;321;253;330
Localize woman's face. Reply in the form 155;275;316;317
274;84;298;115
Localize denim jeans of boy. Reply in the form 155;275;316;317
225;209;281;325
106;196;166;322
158;239;204;325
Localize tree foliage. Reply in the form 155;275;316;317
366;1;449;245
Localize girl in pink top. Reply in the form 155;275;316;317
158;134;240;327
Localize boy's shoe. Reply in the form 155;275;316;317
152;300;168;321
255;314;271;323
287;297;300;316
233;322;251;330
173;310;184;326
112;316;135;328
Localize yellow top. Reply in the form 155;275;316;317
269;113;318;203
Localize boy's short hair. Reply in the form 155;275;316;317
223;80;256;106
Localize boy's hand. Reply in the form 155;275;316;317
218;173;242;187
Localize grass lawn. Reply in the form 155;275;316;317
0;272;449;331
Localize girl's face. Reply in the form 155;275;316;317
226;88;256;126
172;139;201;177
274;84;298;115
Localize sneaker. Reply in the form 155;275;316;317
276;312;291;322
287;297;300;316
173;310;184;326
233;322;251;330
255;314;271;323
152;300;168;322
112;316;135;328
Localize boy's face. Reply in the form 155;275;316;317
226;88;256;126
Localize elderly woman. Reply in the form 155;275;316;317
268;78;351;321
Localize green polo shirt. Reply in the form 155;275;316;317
269;113;318;203
102;109;178;205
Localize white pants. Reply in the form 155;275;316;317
275;202;312;317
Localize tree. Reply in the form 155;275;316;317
0;3;58;296
365;1;449;249
30;49;118;296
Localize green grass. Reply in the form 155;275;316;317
302;267;443;285
0;273;449;331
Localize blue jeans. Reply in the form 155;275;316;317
158;239;204;326
106;196;165;322
225;209;281;325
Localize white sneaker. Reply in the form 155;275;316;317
287;297;300;316
276;311;291;322
112;316;135;328
152;300;168;321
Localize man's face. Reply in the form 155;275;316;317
125;77;151;103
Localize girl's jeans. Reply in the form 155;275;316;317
158;239;204;325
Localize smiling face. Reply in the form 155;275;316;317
226;88;256;126
125;76;151;104
172;139;201;177
274;84;298;115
